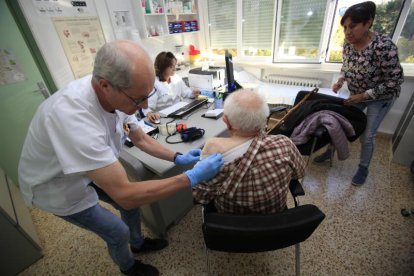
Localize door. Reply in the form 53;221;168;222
0;0;52;184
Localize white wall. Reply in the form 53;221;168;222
381;79;414;135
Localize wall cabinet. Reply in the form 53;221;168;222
0;167;42;275
133;0;199;38
392;90;414;166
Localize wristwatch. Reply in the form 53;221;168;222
173;152;182;162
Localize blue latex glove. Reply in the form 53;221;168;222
185;153;224;187
175;149;202;165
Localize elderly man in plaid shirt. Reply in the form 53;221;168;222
193;90;306;214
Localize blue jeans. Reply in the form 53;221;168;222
353;97;395;169
58;183;143;271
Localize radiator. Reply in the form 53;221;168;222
264;74;321;88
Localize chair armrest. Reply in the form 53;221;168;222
289;179;305;197
269;106;287;115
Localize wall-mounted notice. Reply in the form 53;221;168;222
32;0;94;16
53;16;105;79
0;48;26;85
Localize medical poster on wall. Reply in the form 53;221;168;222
0;48;26;85
53;16;105;79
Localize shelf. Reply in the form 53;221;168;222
166;13;197;16
146;30;199;38
135;0;199;39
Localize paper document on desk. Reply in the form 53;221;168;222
158;102;188;117
204;109;223;118
137;120;157;134
256;83;296;106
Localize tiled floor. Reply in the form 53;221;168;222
20;135;414;275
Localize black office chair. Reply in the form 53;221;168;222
201;180;325;276
267;90;367;166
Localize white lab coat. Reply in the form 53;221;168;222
142;74;193;115
18;75;140;216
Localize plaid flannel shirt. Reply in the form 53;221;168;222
193;131;305;214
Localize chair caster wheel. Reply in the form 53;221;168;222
401;209;413;217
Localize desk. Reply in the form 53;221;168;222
120;104;228;237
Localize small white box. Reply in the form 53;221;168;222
204;109;223;118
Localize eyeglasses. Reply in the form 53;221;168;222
119;87;157;107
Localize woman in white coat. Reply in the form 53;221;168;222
143;51;200;123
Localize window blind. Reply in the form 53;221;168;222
279;0;326;48
207;0;237;49
242;0;275;50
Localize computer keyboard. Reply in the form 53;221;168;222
169;99;208;118
158;102;188;117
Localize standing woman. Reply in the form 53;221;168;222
143;51;200;122
314;1;404;186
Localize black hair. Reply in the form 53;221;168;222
340;1;376;28
154;51;177;81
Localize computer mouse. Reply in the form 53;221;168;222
153;119;161;124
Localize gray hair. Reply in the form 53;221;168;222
92;42;132;89
223;90;269;133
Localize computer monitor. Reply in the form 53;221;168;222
225;50;241;92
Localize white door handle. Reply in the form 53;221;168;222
32;81;50;99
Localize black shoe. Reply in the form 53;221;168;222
121;260;159;276
313;149;332;163
351;165;369;186
131;238;169;254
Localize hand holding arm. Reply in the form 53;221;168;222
175;149;201;165
185;153;224;187
344;92;370;105
332;77;345;93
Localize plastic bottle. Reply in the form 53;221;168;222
214;93;223;109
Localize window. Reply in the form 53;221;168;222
397;0;414;63
274;0;328;62
203;0;413;67
242;0;275;57
326;0;404;63
207;0;237;56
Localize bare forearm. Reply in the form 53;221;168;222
139;135;174;160
130;129;175;161
88;161;190;210
119;174;190;209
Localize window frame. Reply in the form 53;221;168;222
393;0;413;66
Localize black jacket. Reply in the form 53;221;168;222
269;91;367;155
